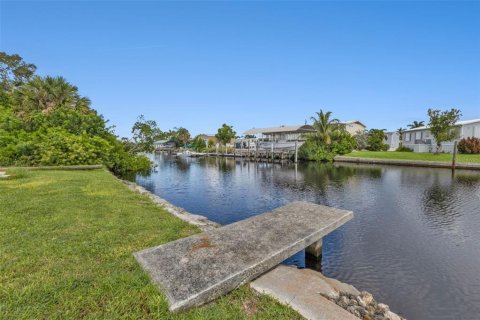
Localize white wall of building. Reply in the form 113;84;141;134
402;120;480;153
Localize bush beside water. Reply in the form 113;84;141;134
458;137;480;154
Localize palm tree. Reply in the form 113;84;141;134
396;127;406;147
407;120;425;129
176;127;191;148
14;76;91;116
310;110;340;145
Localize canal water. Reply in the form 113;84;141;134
136;153;480;320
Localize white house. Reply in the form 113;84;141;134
402;119;480;153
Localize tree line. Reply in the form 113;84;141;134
130;116;237;153
0;52;151;174
298;107;464;161
1;52;467;170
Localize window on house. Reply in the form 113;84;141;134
405;133;411;142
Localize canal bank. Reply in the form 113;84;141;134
2;168;307;319
335;155;480;170
126;176;405;319
136;153;480;319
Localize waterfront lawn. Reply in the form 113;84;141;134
342;151;480;163
0;169;301;319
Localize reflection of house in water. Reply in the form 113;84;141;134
243;125;316;151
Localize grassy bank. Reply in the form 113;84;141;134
0;169;300;319
341;151;480;163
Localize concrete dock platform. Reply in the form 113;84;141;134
251;265;360;320
134;201;353;312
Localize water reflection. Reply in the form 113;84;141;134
455;172;480;185
422;178;462;229
136;154;480;320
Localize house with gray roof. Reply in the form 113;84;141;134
402;119;480;153
243;125;316;151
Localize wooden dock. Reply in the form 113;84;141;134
205;149;296;163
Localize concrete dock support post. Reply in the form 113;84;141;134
306;239;322;258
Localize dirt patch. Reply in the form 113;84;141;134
190;234;216;253
242;299;258;318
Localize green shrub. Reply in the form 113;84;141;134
0;102;151;174
354;131;368;150
366;129;389;151
298;140;335;162
298;130;355;162
458;137;480;154
331;132;356;155
191;136;207;152
0;58;152;175
366;143;389;151
396;146;413;152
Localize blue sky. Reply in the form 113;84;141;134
1;1;479;138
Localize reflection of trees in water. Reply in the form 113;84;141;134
399;168;440;186
303;163;354;183
242;162;384;201
173;157;192;172
421;171;480;229
331;163;383;179
299;162;382;187
217;158;234;172
421;174;462;229
198;157;236;173
454;172;480;185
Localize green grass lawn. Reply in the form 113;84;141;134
341;151;480;163
0;169;301;319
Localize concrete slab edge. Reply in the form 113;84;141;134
121;173;358;314
135;210;353;312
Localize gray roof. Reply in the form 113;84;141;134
244;125;316;135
